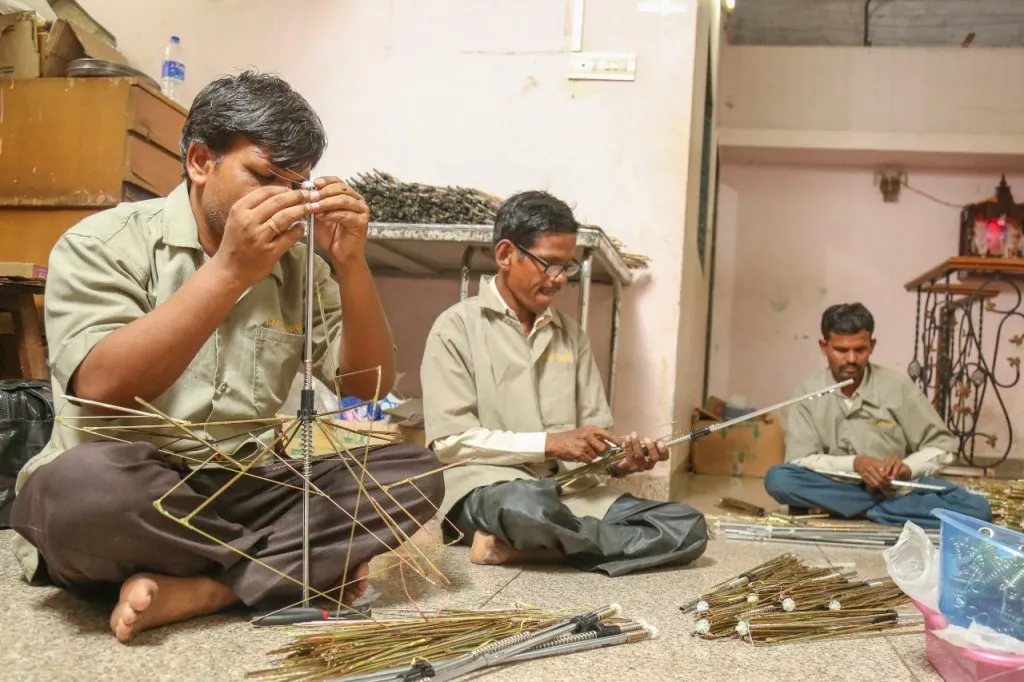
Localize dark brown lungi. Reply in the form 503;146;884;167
10;440;445;606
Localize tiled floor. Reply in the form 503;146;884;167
0;475;944;681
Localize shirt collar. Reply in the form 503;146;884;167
832;364;880;407
479;274;560;331
160;182;284;285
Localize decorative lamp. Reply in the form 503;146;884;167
959;175;1024;259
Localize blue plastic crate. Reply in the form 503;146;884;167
933;508;1024;642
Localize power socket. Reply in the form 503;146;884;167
568;52;637;81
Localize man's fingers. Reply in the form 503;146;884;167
266;203;316;240
272;221;306;251
233;185;292;214
584;434;610;456
250;187;314;226
312;193;368;218
592;428;620;446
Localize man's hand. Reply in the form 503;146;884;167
545;426;619;464
211;186;311;289
614;432;669;475
306;177;371;269
853;455;908;490
881;455;911;482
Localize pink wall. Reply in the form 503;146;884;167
709;165;1024;463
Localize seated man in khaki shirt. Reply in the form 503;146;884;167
764;303;991;528
421;191;708;576
10;72;444;643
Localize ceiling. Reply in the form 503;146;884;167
724;0;1024;48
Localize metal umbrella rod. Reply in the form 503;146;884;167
558;379;853;485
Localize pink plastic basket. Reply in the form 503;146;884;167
912;600;1024;681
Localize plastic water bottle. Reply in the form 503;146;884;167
161;36;185;102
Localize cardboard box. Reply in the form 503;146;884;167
0;262;47;280
690;409;785;478
40;18;129;78
0;12;42;78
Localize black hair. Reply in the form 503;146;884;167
492;191;579;249
821;303;875;339
179;70;327;187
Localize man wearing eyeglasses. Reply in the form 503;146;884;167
420;191;708;575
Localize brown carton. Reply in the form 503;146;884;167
690;408;785;478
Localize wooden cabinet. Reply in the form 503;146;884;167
0;77;186;264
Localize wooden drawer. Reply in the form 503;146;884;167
0;77;186;207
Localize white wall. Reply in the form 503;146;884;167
76;0;717;489
717;45;1024;167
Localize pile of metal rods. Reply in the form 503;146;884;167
961;477;1024;532
682;554;921;646
346;170;502;225
709;513;941;550
249;604;655;681
344;170;651;269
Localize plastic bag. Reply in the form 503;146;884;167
882;520;940;610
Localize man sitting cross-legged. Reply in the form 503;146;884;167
10;72;444;643
763;302;991;528
420;190;708;576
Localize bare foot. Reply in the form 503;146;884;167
109;573;237;644
469;531;564;566
341;562;370;604
470;531;509;565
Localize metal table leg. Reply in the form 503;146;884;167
459;247;475;301
608;277;622;408
578;249;593;325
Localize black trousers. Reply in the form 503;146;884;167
11;440;445;606
447;478;708;577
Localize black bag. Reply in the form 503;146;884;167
0;379;55;529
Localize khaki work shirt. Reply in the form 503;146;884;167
785;364;956;480
421;275;623;520
13;183;342;582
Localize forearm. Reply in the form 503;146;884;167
72;260;247;411
903;446;952;478
332;257;396;399
788;453;857;473
432;427;547;466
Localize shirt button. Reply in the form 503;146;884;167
218;382;228;393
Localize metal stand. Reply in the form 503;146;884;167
299;191;317;607
904;257;1024;468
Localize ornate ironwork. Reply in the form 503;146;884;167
908;272;1022;467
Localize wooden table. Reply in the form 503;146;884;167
0;278;47;380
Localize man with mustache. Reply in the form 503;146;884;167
420;191;708;574
763;303;991;528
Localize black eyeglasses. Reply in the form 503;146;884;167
514;243;581;279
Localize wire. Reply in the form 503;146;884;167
900;181;967;209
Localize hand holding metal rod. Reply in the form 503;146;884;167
807;468;949;492
556;379;854;486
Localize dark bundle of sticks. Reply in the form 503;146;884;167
683;554;919;646
346;170;503;225
250;604;655;681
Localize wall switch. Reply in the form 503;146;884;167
568;52;637;81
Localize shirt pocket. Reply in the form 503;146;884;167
538;352;578;430
848;416;908;458
253;325;305;416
